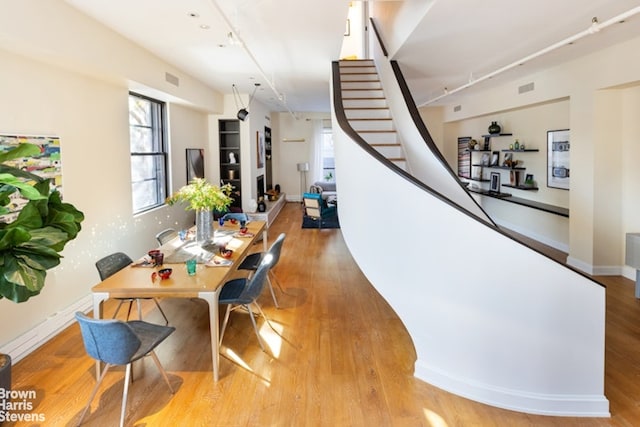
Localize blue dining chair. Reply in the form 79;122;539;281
237;233;287;308
218;256;274;352
75;312;175;427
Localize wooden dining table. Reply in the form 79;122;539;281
91;220;266;381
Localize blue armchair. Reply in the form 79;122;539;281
302;192;337;228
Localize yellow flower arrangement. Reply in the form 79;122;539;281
167;178;233;212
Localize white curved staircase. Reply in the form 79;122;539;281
330;57;609;417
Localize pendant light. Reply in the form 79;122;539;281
232;83;260;121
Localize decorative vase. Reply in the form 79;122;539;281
195;210;214;244
488;121;501;134
257;197;267;212
248;198;258;212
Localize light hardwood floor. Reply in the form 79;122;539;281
6;202;640;426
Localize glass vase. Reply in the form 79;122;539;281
195;210;214;244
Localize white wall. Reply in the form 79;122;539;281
0;1;223;359
272;112;331;201
423;34;640;276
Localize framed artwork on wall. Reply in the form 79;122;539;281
490;172;501;193
186;148;204;183
547;129;570;190
0;134;62;223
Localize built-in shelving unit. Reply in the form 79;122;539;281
460;131;567;215
219;119;242;209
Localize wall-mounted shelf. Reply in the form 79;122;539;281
219;119;242;209
503;184;538;191
502;149;539;152
472;164;526;170
482;133;513;138
468;188;569;217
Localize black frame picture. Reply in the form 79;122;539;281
547;129;570;190
490;172;501;192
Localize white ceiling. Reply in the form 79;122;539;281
63;0;640;113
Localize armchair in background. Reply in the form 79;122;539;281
302;192;337;228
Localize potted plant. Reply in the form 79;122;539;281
0;142;84;402
166;178;233;243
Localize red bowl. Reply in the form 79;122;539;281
220;249;233;259
158;268;173;279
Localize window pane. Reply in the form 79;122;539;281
129;92;167;214
322;130;335;181
131;154;166;212
130;125;154;153
129;96;151;127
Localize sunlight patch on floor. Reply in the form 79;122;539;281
424;408;449;427
259;318;284;358
222;347;254;372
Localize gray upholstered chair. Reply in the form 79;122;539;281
95;252;169;325
237;233;286;308
155;228;177;246
75;312;175;427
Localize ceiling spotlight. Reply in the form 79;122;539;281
237;108;249;121
589;16;601;34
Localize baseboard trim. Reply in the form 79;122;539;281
0;295;92;363
414;361;610;417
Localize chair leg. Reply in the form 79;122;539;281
125;300;134;321
113;299;131;319
153;298;170;325
245;305;266;352
77;362;112;426
219;304;233;346
251;302;278;334
119;363;132;427
269;270;286;294
265;275;280;308
149;350;174;394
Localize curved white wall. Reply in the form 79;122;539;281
331;73;609;417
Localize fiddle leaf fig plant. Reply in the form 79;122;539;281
0;143;84;303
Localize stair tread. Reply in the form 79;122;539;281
343;97;386;100
348;118;392;121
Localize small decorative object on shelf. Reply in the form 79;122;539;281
524;174;535;187
514;139;520;150
488;121;501;135
257;196;266;212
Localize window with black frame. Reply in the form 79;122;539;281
129;93;168;214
